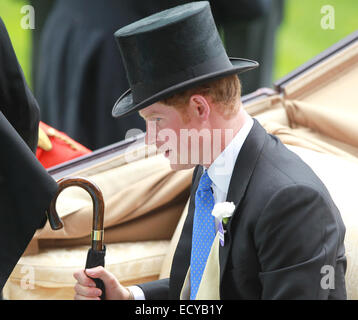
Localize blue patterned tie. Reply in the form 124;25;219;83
190;170;216;299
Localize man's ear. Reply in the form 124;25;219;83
188;94;211;121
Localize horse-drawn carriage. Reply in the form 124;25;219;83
3;30;358;300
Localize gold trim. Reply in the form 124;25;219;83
38;127;52;151
47;127;80;151
91;230;104;241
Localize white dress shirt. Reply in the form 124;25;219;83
128;115;254;300
208;116;254;204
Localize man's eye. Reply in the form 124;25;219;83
155;118;162;122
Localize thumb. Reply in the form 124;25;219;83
85;266;119;289
85;266;128;300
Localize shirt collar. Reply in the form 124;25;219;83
207;116;254;195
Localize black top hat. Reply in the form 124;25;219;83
112;1;259;118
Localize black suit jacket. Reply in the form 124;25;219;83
139;119;347;299
0;18;59;291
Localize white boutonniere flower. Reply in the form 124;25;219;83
211;201;235;225
211;202;235;246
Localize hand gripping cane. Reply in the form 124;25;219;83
46;177;106;299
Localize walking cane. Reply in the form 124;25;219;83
46;177;106;299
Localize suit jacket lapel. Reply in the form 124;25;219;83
169;165;203;299
219;119;267;288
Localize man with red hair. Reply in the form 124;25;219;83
74;2;346;300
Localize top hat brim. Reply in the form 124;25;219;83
112;57;259;118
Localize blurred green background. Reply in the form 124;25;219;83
1;0;357;88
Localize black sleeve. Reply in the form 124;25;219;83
0;112;58;290
138;278;170;300
254;183;346;299
0;18;40;153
